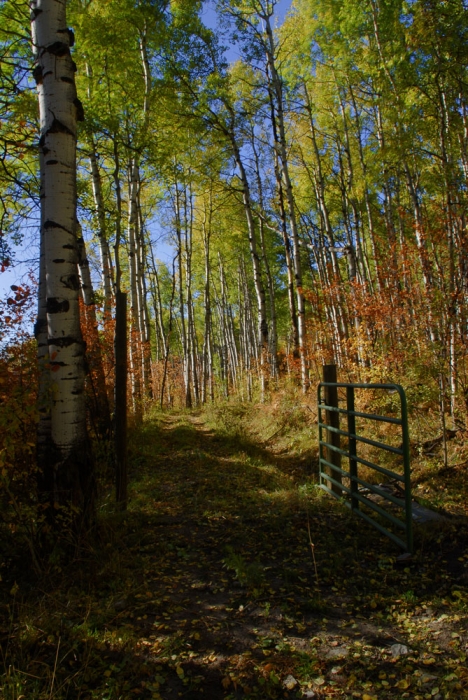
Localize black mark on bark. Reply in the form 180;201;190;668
47;298;70;314
44;220;72;234
48;336;75;348
46;41;69;57
47;118;74;137
60;274;80;291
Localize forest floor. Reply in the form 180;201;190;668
1;407;468;699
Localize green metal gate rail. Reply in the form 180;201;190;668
317;382;413;553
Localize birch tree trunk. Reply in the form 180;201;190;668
251;127;278;379
263;18;308;391
89;146;114;315
127;158;143;414
35;149;53;499
76;226;112;436
201;193;214;403
230;134;269;398
31;0;93;518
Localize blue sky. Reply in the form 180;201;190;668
0;0;293;301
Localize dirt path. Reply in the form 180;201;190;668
116;412;468;699
2;412;468;699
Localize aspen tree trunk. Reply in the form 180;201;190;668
115;291;128;508
219;262;240;390
148;246;168;364
237;269;248;399
239;257;256;398
375;104;399;283
127;158;143;414
184;182;199;405
301;86;348;360
217;256;230;397
459;92;468;183
137;203;153;400
76;227;112;435
31;0;93;517
188;292;200;405
112;137;123;292
230;136;268;399
349;85;382;292
35;149;53;498
402;159;439;345
263;20;308;391
251;128;278;378
438;83;459;422
174;183;192;408
265;74;300;357
89;146;114;316
84;63;113;314
201;195;214;403
302;85;341;281
336;89;371;286
159;259;177;409
268;108;299;356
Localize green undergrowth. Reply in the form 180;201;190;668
1;405;467;699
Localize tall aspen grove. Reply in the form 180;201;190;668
1;0;468;511
2;0;468;697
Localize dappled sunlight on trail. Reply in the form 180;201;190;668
1;411;467;699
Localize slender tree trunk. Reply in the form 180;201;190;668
31;0;93;521
89;145;114;315
265;82;299;357
35;148;53;500
174;181;192;408
263;23;308;391
251;128;278;378
201;194;213;403
137;202;153;400
112;137;123;293
230;134;268;398
76;226;112;436
127;158;142;413
115;291;128;509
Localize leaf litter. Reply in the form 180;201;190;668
1;410;467;699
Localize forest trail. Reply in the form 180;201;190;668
111;411;468;699
3;411;468;699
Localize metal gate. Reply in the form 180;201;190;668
317;382;413;553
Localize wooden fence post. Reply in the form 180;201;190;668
323;364;342;496
115;291;128;509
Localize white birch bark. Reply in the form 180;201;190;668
201;194;213;403
89;147;114;313
262;16;308;391
31;0;90;503
231;137;269;365
127;158;142;411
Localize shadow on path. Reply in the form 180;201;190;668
2;412;467;700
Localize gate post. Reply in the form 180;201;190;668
115;291;128;510
323;365;342;496
347;386;358;510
